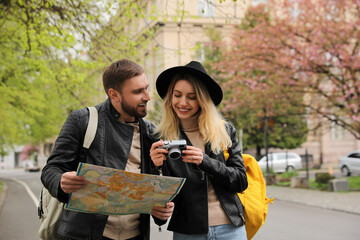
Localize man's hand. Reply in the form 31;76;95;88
60;171;87;193
151;202;174;220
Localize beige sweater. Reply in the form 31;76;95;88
180;117;231;226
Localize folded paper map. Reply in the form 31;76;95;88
64;163;186;215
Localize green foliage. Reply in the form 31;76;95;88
308;179;328;191
146;94;163;125
0;0;159;152
238;3;270;30
279;170;298;179
261;167;275;175
199;28;224;80
228;106;308;152
315;173;335;184
276;181;290;187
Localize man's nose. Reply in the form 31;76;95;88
143;89;150;101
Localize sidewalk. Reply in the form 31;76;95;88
266;185;360;215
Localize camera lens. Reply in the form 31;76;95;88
168;148;181;160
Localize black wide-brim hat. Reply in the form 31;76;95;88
156;61;223;106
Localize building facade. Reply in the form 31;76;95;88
140;0;360;169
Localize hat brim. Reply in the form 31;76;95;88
156;66;223;106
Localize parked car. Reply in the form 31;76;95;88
338;150;360;176
257;152;302;173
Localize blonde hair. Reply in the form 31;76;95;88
155;74;232;153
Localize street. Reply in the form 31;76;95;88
1;169;360;240
254;200;360;240
0;169;41;240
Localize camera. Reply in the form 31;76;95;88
158;139;187;160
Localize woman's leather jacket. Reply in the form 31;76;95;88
162;122;248;234
41;99;159;240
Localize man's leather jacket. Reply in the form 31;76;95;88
162;122;248;235
41;99;159;240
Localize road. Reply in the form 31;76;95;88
1;169;360;240
253;200;360;240
0;169;42;240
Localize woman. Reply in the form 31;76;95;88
150;61;248;240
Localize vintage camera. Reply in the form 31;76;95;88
158;139;187;160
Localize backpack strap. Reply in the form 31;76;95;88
78;107;98;162
83;107;98;149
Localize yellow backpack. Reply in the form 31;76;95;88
224;151;274;239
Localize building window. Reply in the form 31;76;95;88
198;0;215;18
330;122;347;140
252;0;268;6
290;0;300;19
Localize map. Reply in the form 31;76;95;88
64;163;185;215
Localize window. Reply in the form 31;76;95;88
276;153;287;160
330;122;347;140
348;153;360;159
198;0;215;18
290;0;300;19
252;0;268;6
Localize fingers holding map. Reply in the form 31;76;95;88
64;163;185;215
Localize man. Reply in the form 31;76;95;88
41;59;174;240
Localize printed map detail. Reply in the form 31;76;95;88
64;163;185;215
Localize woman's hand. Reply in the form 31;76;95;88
150;140;168;167
182;146;203;165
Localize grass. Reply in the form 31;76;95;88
348;176;360;190
276;181;291;187
308;179;328;190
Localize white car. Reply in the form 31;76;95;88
338;150;360;176
257;152;302;173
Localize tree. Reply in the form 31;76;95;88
218;0;360;140
0;0;157;153
213;4;308;156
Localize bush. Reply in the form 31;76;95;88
315;173;335;184
261;167;275;175
279;170;298;179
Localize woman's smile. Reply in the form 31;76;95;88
172;80;200;120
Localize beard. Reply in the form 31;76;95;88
121;98;147;119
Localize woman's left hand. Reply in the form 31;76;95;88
182;146;203;165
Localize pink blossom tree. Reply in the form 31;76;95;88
217;0;360;139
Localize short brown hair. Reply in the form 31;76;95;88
102;59;144;95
